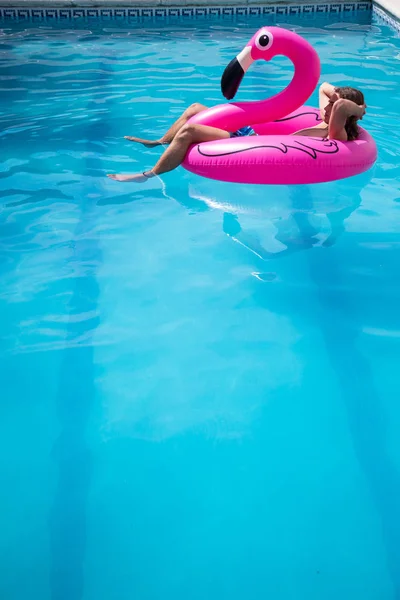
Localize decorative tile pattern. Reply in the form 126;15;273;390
0;2;372;23
373;4;400;32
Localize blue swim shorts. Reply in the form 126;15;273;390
230;126;256;138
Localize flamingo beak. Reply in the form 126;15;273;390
221;46;254;100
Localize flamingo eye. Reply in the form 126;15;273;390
255;30;273;51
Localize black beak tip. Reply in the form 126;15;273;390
221;57;245;100
223;88;235;101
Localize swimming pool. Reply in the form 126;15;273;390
1;8;400;600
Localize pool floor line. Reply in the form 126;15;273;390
48;85;112;599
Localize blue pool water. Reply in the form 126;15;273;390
1;10;400;600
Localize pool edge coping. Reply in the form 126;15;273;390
373;0;400;21
373;1;400;32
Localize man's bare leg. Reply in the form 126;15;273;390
108;123;230;182
124;103;208;147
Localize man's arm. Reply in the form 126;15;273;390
319;82;336;119
328;99;366;141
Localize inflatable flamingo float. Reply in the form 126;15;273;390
182;27;377;185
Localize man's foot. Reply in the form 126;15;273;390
124;136;162;147
107;171;155;183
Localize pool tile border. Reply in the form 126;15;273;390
0;2;372;22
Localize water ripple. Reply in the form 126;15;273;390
1;14;400;600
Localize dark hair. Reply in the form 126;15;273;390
335;86;365;141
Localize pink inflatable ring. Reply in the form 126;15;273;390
182;27;377;185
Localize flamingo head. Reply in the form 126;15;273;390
221;26;318;100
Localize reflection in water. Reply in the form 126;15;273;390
217;175;399;600
186;178;363;262
164;173;400;595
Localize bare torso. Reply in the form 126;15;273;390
293;122;330;138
